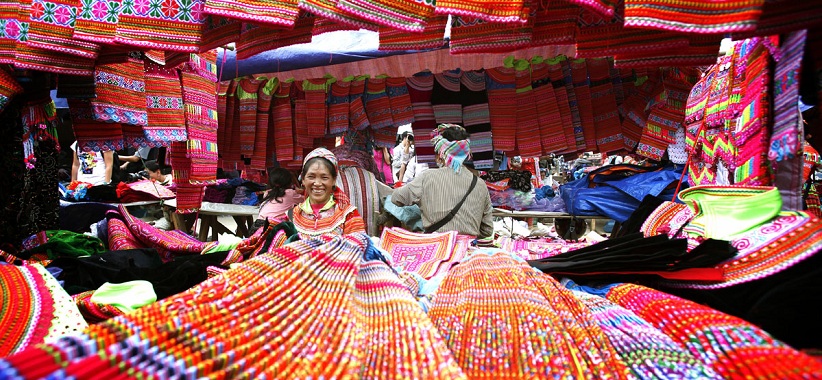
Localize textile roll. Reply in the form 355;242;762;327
312;16;357;36
91;54;147;126
272;79;294;163
513;62;541;157
115;0;207;52
378;15;447;51
26;0;100;58
448;15;532;55
530;61;567;154
303;77;332;138
406;74;436;164
429;250;633;378
68;99;125;152
348;76;370;131
530;1;577;46
251;77;277;170
459;70;493;168
198;15;241;53
622;0;765;34
570;58;597;151
484;67;516;152
203;0;298;27
336;0;433;32
607;283;822;378
0;68;23;113
434;0;528;23
363;77;394;130
386;76;415;127
768;29;807;163
431;70;462;126
327;79;350;135
236;76;263;159
0;264;55;356
143;62;187;145
296;0;378;30
586;58;623;153
614;35;724;69
292;82;313;157
545;56;577;153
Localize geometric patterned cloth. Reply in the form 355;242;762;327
0;263;54;356
379;227;458;279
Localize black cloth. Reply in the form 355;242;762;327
59;201;118;233
528;233;736;275
48;249;230;300
612;195;665;237
657;252;822;350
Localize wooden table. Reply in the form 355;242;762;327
163;199;259;241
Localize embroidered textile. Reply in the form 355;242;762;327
545;56;577;152
434;0;529;23
26;0;100;58
312;16;357;36
458;70;493;168
768;29;806;163
379;227;458;279
118;204;205;259
337;0;433;32
69;99;125;152
327;78;350;135
203;0;298;27
0;68;23;112
363;76;394;130
378;15;447;50
586;58;623;153
73;0;120;43
0;264;54;356
448;14;532;55
105;212;142;250
236;76;262;159
406;74;437;164
336;166;381;236
570;58;597;151
91;55;147;126
614;35;724;69
115;0;207;51
296;0;378;31
272;80;295;163
143;62;187;145
530;1;576;46
13;42;95;75
623;0;765;34
291;203;365;239
251;77;277;170
197;15;240;52
348;76;369;131
303;77;331;138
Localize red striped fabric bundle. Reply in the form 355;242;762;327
27;0;100;58
570;58;597;151
586;58;623;153
198;15;241;53
576;18;690;59
386;77;415;127
296;0;378;31
372;125;397;148
327;79;350;135
337;0;433;32
169;140;191;181
174;184;205;213
203;0;298;27
513;64;541;157
115;0;207;52
348;77;369;131
144;62;187;145
449;15;532;55
181;53;218;184
731;0;822;40
406;74;437;164
484;67;516;152
69;99;125;152
12;7;95;77
222;78;242;168
530;62;566;154
378;15;447;51
216;80;229;168
251;77;277;170
544;57;577;153
460;70;494;168
559;57;585;152
434;0;529;23
621;119;643;151
236;77;262;159
312;16;358;36
0;67;22;112
272;80;295;163
303;77;331;138
236;23;280;61
91;54;147;127
623;0;765;34
292;82;312;157
614;35;724;69
530;1;577;46
364;77;394;130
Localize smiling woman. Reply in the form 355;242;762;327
289;148;366;239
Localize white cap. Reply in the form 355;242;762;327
397;124;413;136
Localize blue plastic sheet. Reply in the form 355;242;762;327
560;166;685;223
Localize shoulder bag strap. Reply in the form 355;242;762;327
425;175;479;233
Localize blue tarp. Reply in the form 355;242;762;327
216;30;444;80
560;166;685;223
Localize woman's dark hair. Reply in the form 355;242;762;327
301;157;337;180
441;127;470;142
261;167;295;204
395;132;414;146
144;160;161;172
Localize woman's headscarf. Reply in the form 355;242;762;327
302;147;350;205
431;124;471;173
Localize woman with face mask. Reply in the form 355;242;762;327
289;148;366;239
391;124;493;238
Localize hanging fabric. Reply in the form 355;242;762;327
272;79;295;163
303;76;332;138
327;79;351;136
115;0;208;52
406;73;437;164
296;0;378;30
459;70;494;168
336;0;433;32
530;60;567;154
348;75;370;131
544;56;577;153
768;29;807;163
586;58;623;153
251;77;278;170
622;0;766;35
90;53;148;126
484;66;516;153
26;0;100;58
203;0;299;27
143;62;187;145
236;76;263;160
377;15;447;51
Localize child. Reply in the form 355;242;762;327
256;168;304;225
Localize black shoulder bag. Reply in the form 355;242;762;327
425;175;478;233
